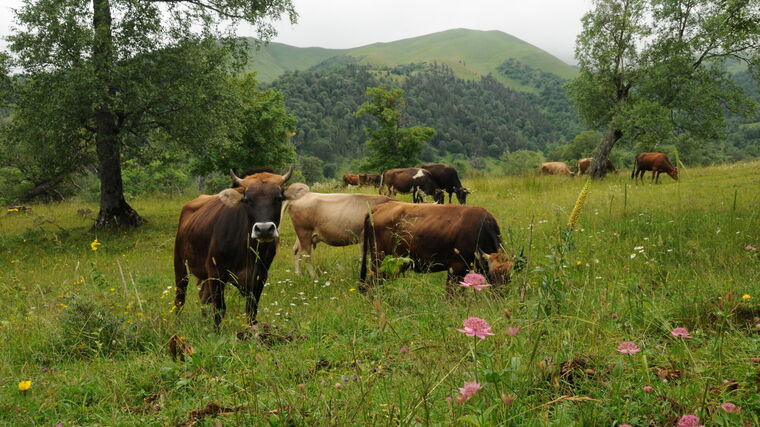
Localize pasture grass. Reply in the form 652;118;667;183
1;161;758;425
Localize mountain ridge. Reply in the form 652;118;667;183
244;28;577;89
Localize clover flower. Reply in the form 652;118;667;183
457;317;494;339
720;402;739;413
671;327;692;338
617;341;641;354
455;381;481;402
459;273;491;291
677;415;703;427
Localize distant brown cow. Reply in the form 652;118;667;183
360;202;517;292
632;152;678;183
283;183;392;276
359;173;382;187
342;174;360;187
540;162;575;176
577;158;617;175
381;168;444;203
173;167;295;328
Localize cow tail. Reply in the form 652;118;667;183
631;157;637;179
360;213;372;283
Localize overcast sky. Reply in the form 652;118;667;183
1;0;592;64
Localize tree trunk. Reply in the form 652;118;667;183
92;0;142;229
588;129;623;178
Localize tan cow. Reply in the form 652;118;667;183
283;183;392;276
540;162;575;176
577;158;617;175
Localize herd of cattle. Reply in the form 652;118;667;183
173;153;678;327
540;152;678;183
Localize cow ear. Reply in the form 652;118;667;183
218;188;244;206
285;183;310;200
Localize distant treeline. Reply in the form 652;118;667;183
268;61;581;168
269;59;758;173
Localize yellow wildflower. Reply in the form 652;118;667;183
349;288;356;292
567;178;591;228
90;239;101;251
18;380;32;392
742;294;751;300
7;208;19;213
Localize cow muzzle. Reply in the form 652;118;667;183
251;222;279;241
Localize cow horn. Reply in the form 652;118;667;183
281;165;294;182
230;169;245;188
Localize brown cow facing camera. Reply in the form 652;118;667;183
173;167;297;328
632;152;678;183
360;201;518;292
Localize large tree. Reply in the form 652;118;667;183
357;86;435;172
568;0;760;177
6;0;296;228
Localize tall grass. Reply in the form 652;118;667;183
0;162;758;425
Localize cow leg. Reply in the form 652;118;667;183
210;280;226;329
446;264;467;296
294;229;317;278
173;258;190;311
244;266;268;325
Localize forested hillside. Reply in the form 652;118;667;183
269;61;581;172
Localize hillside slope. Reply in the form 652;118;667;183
246;28;577;88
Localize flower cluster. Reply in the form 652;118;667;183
459;273;491;290
458;317;494;339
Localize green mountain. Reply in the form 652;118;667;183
246;28;577;89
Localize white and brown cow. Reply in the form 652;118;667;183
283;183;392;276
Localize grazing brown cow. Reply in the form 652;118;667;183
577;157;617;175
342;174;361;187
632;152;678;183
420;163;470;204
359;173;382;187
380;168;444;203
540;162;575;176
360;202;517;292
283;183;392;276
173;167;295;328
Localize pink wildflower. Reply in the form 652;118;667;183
643;385;654;393
617;341;641;354
720;402;739;413
457;317;495;339
677;415;703;427
671;327;692;338
611;313;619;319
444;396;452;402
456;381;481;402
744;244;756;251
459;273;491;291
399;347;409;354
620;425;633;427
507;326;521;336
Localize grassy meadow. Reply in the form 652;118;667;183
1;162;759;425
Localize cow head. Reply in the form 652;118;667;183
455;187;470;205
669;167;679;180
219;167;294;242
479;250;514;285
